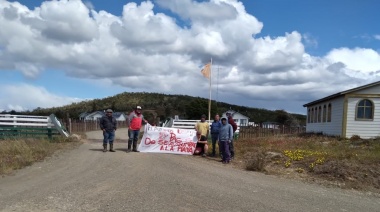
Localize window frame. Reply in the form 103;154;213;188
355;99;374;121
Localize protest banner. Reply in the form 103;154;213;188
138;124;197;155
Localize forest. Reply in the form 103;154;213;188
2;92;306;126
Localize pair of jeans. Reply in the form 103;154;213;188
219;140;230;162
211;134;219;155
103;131;115;144
128;129;140;149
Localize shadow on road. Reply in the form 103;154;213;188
88;148;104;152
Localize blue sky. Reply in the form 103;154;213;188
1;0;380;115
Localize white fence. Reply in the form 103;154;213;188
0;114;54;127
0;114;69;137
169;119;240;133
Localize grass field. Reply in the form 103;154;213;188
2;132;379;193
234;134;380;192
0;136;81;175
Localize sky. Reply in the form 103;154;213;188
0;0;380;115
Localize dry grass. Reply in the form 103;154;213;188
234;134;380;192
0;137;81;175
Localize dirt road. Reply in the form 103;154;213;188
0;130;379;211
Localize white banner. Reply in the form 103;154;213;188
138;124;198;155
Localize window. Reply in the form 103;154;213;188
314;107;318;123
327;104;332;122
308;109;311;123
356;99;374;120
240;119;247;126
311;108;314;123
318;106;322;122
322;105;327;122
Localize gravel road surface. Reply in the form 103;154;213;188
0;129;379;211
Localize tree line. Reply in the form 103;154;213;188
1;92;306;126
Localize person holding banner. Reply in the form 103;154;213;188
127;106;148;152
219;117;233;164
194;131;208;157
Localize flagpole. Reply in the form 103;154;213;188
208;58;212;124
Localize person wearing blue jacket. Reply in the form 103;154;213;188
218;117;233;164
210;114;222;157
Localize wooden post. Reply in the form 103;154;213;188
69;118;72;134
48;128;52;140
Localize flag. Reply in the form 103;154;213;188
201;63;211;79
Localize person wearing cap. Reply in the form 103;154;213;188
193;131;208;157
99;109;117;152
226;112;237;159
218;117;233;164
127;106;148;152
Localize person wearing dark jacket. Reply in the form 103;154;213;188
226;112;237;159
99;109;117;152
218;117;233;164
210;114;222;157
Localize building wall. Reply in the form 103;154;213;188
345;97;380;139
306;96;344;136
351;85;380;94
221;110;249;126
116;115;126;121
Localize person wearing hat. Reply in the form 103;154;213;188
99;109;117;152
127;106;148;152
218;117;233;164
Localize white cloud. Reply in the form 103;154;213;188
0;0;379;113
0;84;82;111
325;48;380;75
374;35;380;40
302;33;318;48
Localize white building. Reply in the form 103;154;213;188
303;81;380;139
221;110;249;126
81;111;127;121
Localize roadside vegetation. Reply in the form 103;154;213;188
235;134;380;193
0;136;81;175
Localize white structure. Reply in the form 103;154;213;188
221;110;249;126
303;81;380;139
82;111;127;121
0;114;69;137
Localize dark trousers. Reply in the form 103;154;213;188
211;134;219;155
229;140;234;158
103;131;115;144
220;140;230;162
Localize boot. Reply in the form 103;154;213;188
126;140;132;152
103;144;107;152
132;140;139;152
109;143;115;152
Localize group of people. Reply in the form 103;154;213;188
99;106;147;153
195;113;237;164
100;106;238;164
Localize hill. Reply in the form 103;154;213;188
11;92;306;125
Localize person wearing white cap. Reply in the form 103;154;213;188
127;106;147;152
99;109;117;152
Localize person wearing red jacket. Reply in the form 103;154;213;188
226;112;237;159
127;106;147;152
